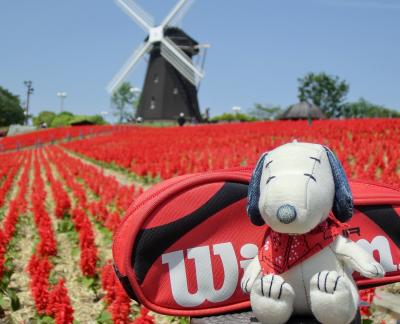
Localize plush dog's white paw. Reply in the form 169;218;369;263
311;270;345;294
250;274;295;324
257;274;294;300
241;271;259;294
310;271;358;324
358;261;385;279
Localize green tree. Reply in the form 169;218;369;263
342;98;400;118
51;111;74;127
111;82;140;124
32;110;56;127
0;86;26;127
247;103;282;120
298;72;349;118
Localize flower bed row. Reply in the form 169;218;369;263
0;152;31;279
63;119;400;189
27;150;74;324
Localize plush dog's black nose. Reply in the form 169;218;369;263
277;204;297;224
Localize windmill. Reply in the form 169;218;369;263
108;0;207;122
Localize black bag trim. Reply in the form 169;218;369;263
113;264;138;301
357;205;400;248
132;182;248;283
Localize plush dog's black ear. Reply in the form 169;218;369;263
324;146;353;222
247;152;268;226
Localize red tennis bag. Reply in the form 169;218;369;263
112;168;400;317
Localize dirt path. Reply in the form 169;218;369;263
61;146;151;190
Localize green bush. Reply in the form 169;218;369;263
47;112;107;128
32;110;56;127
50;111;74;127
210;113;257;123
342;98;400;118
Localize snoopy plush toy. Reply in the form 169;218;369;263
241;142;385;324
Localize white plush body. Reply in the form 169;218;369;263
242;142;385;324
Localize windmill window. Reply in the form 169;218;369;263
154;74;159;84
150;97;156;110
173;88;179;95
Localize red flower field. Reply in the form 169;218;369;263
64;119;400;189
0;119;398;323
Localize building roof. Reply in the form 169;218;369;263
280;101;326;120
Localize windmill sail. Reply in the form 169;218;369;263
161;0;192;28
114;0;154;31
161;37;204;86
107;41;152;94
168;0;195;27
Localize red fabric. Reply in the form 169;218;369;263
113;168;400;317
259;216;346;274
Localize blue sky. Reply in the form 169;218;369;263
1;0;399;120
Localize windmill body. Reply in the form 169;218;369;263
137;27;201;121
108;0;205;122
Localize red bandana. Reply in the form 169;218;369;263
258;215;346;275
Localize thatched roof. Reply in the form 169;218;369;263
280;101;326;120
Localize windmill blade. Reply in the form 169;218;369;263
168;0;194;27
114;0;154;32
160;0;193;29
160;37;204;86
107;41;152;94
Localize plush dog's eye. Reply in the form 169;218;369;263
309;157;321;163
265;160;273;168
266;176;276;184
304;173;317;182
